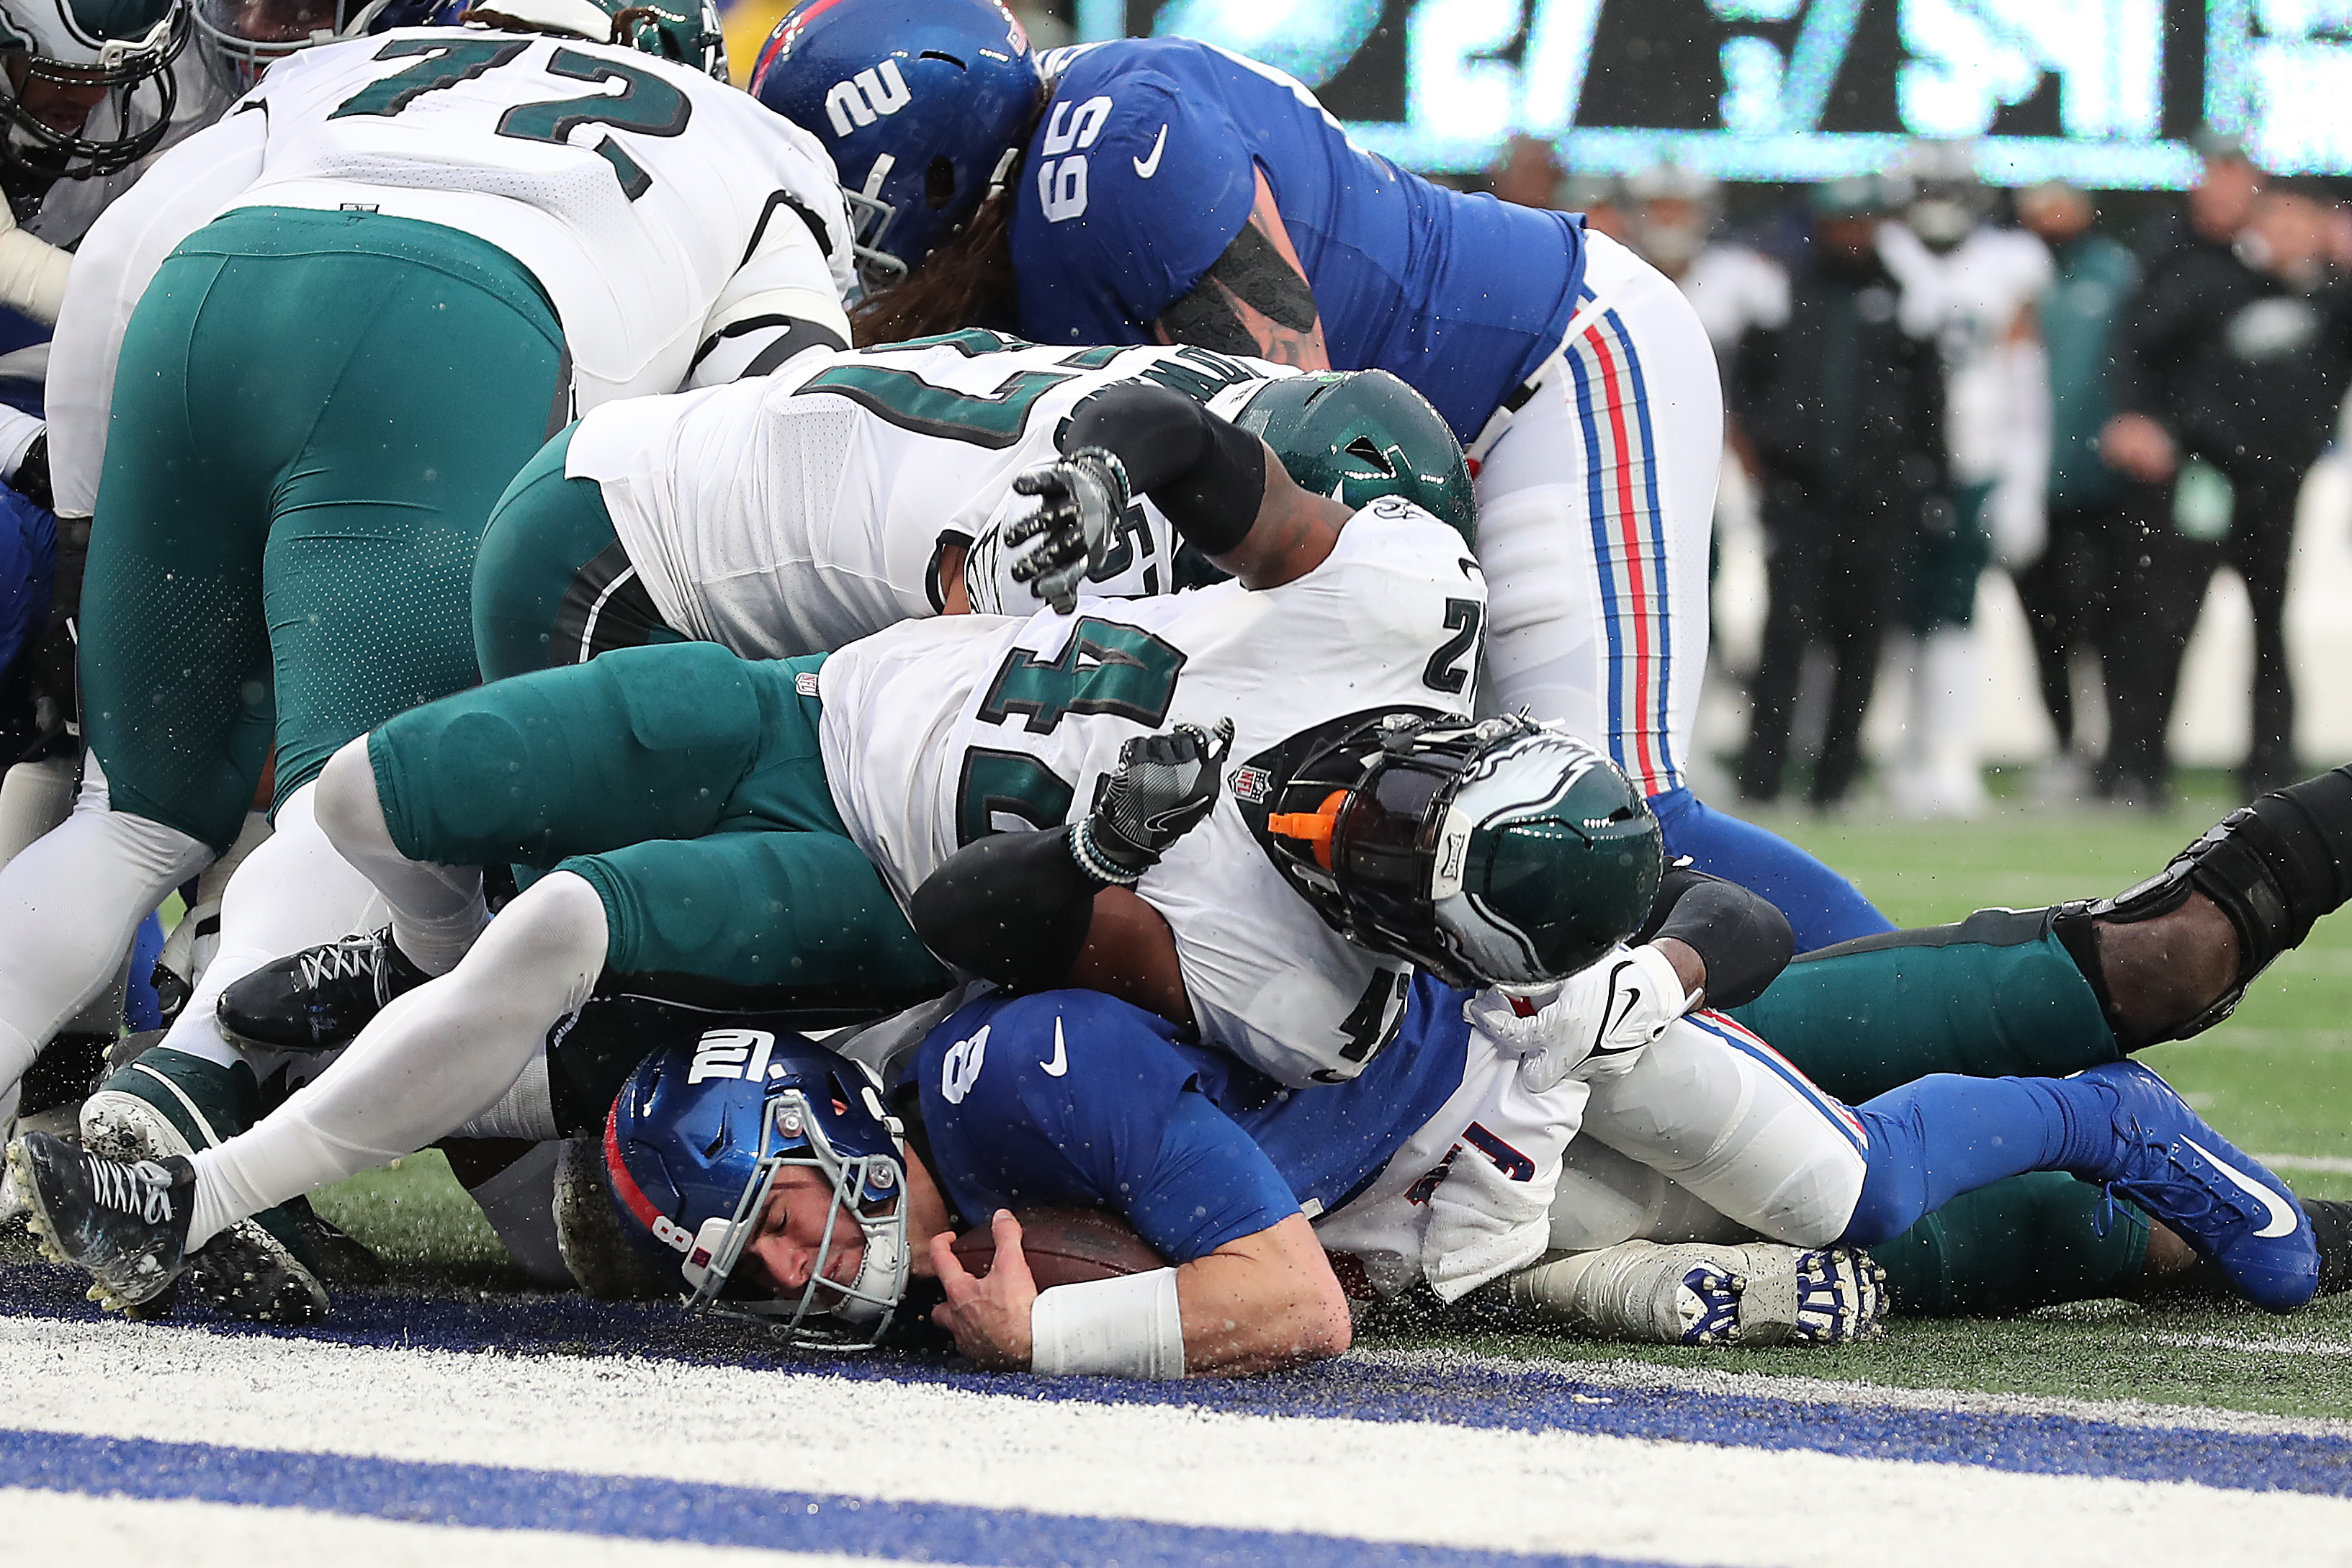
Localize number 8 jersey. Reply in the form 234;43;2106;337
819;495;1489;1088
49;29;856;513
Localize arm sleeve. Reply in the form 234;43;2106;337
687;193;852;387
1635;865;1795;1008
1011;72;1257;342
48;104;268;518
908;826;1103;989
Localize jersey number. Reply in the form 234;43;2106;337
1322;968;1410;1081
954;619;1187;843
1423;597;1483;695
331;38;691;202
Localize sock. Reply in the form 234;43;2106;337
1842;1073;2097;1246
0;786;211;1093
158;780;387;1077
314;740;485;978
1648;787;1895;952
184;871;607;1248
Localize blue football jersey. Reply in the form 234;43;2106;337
1007;39;1586;446
908;978;1471;1263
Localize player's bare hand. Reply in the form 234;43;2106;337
2099;413;2176;483
1006;446;1131;613
931;1209;1038;1371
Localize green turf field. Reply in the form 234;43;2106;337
305;774;2352;1420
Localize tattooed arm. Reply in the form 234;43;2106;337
1154;167;1331;370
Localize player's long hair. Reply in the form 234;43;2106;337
850;96;1046;346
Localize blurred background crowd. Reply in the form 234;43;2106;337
1488;130;2352;818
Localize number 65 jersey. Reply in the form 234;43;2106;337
48;28;854;515
820;495;1489;1088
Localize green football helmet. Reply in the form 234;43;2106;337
1231;369;1477;549
1262;712;1662;988
0;0;187;179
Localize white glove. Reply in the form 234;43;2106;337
1466;944;1695;1093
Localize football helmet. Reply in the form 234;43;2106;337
1229;370;1477;547
1899;138;1987;251
1263;712;1663;988
604;1025;909;1347
0;0;188;179
748;0;1038;291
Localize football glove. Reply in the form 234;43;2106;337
1468;943;1695;1093
1005;446;1131;615
1071;718;1235;886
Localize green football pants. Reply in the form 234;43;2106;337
81;206;569;851
1730;907;2148;1312
367;639;951;1011
472;421;683;683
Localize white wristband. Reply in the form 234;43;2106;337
0;227;68;327
1028;1267;1185;1379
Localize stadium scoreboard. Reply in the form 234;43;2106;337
1071;0;2352;186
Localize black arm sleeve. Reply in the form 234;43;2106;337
908;827;1106;991
1633;866;1795;1009
1062;382;1267;556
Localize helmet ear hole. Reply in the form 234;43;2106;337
925;155;956;211
1342;436;1396;475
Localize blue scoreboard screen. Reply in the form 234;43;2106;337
1067;0;2351;186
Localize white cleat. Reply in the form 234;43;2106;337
1508;1239;1889;1346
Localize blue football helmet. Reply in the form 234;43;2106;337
748;0;1039;291
605;1026;909;1347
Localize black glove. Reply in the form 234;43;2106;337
1071;718;1235;885
1006;446;1131;614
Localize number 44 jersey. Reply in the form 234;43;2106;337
819;495;1489;1088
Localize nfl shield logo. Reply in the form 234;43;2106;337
1229;765;1272;803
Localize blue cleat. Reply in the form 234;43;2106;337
2076;1060;2319;1312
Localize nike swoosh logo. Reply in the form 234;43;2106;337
2183;1136;2298;1238
1041;1015;1069;1077
1133;123;1167;179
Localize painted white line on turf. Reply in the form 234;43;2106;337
2258;1152;2352;1174
2158;1333;2352;1358
0;1487;925;1568
1357;1348;2352;1439
1;1317;2348;1568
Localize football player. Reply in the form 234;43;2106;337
0;0;858;1283
745;0;1895;954
2;381;1540;1315
455;335;1468;688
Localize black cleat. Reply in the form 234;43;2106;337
6;1130;331;1323
8;1130;193;1312
217;928;429;1052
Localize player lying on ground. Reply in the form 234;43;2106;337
0;0;856;1191
12;726;2343;1342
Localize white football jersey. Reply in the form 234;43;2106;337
567;334;1298;657
46;28;854;516
819;495;1489;1087
1879;222;2054;485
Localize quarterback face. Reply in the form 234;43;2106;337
740;1163;870;1297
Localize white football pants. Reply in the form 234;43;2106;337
1472;230;1721;798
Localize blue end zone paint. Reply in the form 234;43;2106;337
0;1427;1668;1568
7;1266;2351;1498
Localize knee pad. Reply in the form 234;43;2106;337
2092;765;2352;1038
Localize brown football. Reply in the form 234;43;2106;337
948;1207;1170;1288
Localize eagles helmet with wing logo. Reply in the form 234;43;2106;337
604;1024;910;1347
1263;712;1663;988
1229;369;1476;548
0;0;189;179
748;0;1038;292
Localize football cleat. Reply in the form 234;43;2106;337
216;928;428;1053
82;1046;380;1289
2075;1060;2320;1312
1507;1239;1888;1346
9;1130;193;1312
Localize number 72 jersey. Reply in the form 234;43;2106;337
819;495;1490;1087
223;30;854;408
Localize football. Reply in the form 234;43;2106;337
948;1207;1171;1288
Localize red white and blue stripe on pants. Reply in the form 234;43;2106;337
1689;1009;1872;1153
1560;291;1679;798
